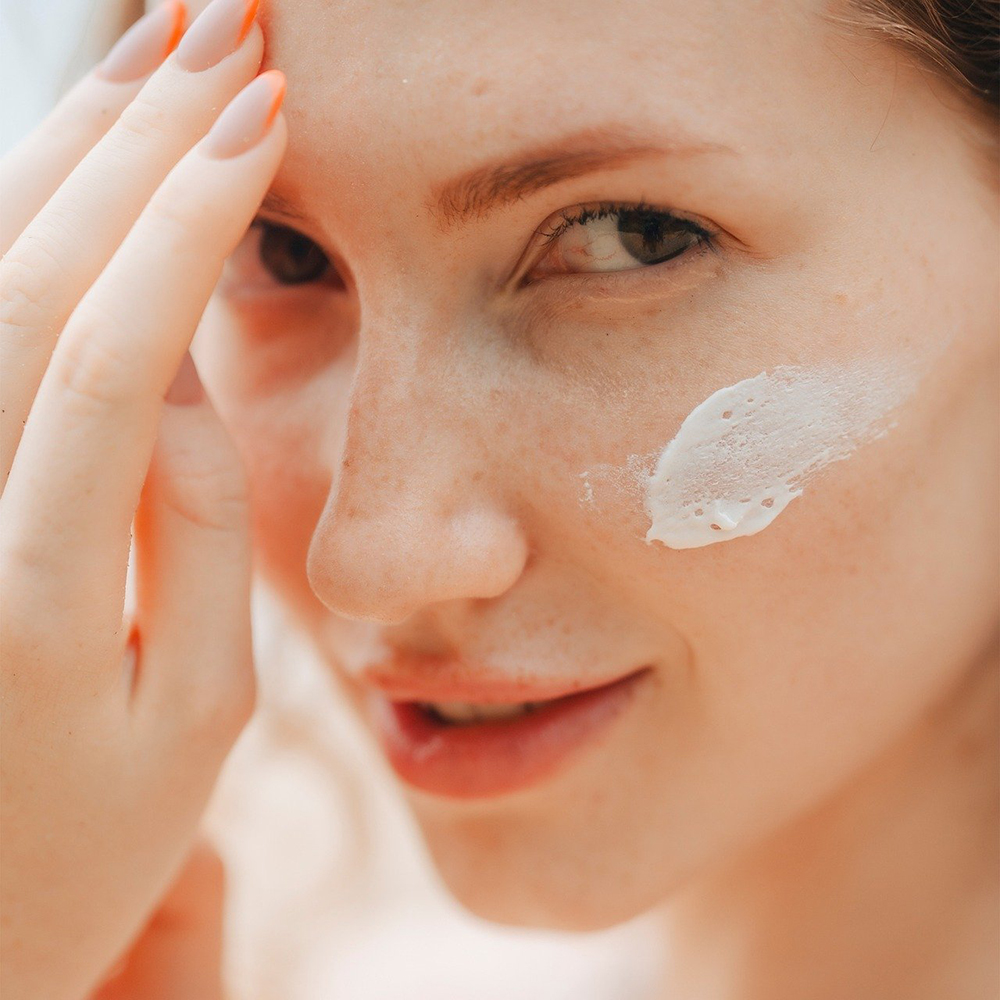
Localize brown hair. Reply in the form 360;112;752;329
832;0;999;122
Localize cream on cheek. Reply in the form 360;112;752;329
643;361;917;549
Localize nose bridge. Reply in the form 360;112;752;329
342;351;407;502
337;327;455;514
307;324;528;624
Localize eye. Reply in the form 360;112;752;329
221;220;345;298
527;202;713;280
255;221;330;284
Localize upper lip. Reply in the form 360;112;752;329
354;651;647;705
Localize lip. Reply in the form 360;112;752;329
362;665;649;799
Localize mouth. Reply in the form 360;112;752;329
362;666;650;799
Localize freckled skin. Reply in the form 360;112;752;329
189;0;997;991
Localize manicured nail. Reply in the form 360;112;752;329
165;351;204;405
176;0;259;72
201;71;285;159
95;1;187;83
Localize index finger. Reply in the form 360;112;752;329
0;0;263;492
1;73;287;606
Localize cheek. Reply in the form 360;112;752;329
243;395;330;594
198;318;348;609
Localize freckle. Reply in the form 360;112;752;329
471;78;490;97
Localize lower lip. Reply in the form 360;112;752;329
365;670;647;799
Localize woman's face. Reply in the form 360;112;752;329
196;0;998;928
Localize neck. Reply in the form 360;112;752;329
661;640;1000;1000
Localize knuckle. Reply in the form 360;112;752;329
0;264;41;336
52;308;135;410
111;95;173;153
160;460;251;534
0;233;68;334
141;194;197;252
2;535;56;595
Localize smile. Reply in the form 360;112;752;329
361;666;650;799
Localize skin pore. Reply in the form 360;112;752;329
182;0;998;995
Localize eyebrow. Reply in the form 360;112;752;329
430;126;734;229
259;125;733;231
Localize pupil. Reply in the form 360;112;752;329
259;224;329;284
616;210;694;265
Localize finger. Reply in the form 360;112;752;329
0;1;187;254
89;842;227;1000
1;73;286;624
131;353;255;729
0;0;263;492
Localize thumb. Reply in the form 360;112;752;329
132;350;256;734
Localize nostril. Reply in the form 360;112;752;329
306;554;415;624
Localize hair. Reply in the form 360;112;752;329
830;0;999;121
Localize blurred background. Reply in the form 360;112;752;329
0;3;666;996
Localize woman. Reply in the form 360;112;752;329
1;0;997;996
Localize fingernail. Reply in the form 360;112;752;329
95;1;187;83
201;71;285;159
166;351;204;405
176;0;259;72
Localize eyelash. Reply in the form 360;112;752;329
246;200;717;294
535;199;715;250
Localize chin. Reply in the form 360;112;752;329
407;791;678;933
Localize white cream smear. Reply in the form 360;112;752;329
645;362;915;549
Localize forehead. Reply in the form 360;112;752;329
183;0;893;236
257;0;828;136
177;0;846;135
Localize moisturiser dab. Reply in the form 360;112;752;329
644;361;917;550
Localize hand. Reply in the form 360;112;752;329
88;843;230;1000
0;1;286;996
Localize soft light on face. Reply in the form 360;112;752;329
195;0;998;935
644;359;922;549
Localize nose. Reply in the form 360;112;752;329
306;342;529;625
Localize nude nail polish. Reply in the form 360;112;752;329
95;1;186;83
201;71;285;159
175;0;259;72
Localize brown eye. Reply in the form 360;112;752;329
529;203;712;278
615;209;701;265
257;222;330;285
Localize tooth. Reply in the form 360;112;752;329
431;702;481;723
428;701;533;723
